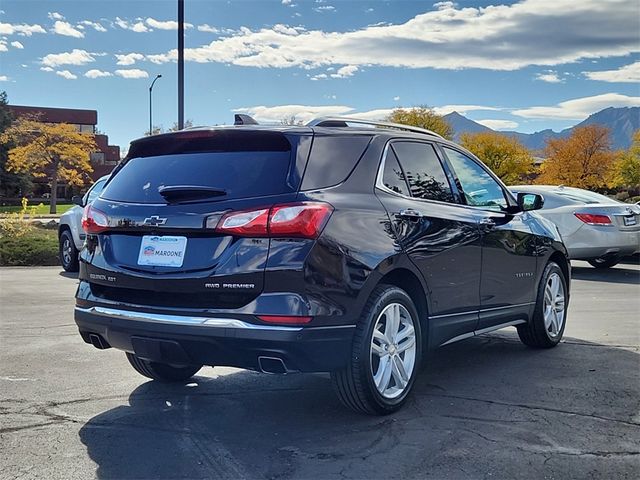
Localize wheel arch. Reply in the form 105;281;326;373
548;250;570;295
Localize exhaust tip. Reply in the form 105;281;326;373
88;333;111;350
258;356;289;375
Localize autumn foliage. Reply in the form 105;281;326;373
1;117;97;213
536;125;617;190
460;131;534;184
386;106;453;140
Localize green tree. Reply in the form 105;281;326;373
0;91;32;197
613;130;640;189
1;118;97;213
460;131;534;184
385;106;453;140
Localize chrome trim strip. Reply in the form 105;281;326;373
76;306;303;332
440;319;527;346
430;302;535;320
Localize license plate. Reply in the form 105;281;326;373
137;235;187;267
623;215;637;226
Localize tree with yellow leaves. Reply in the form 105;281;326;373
536;125;616;190
386;106;453;140
459;131;534;184
1;117;97;213
613;130;640;190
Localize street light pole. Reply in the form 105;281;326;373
178;0;184;130
148;74;162;135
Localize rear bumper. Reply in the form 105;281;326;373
74;306;355;373
565;227;640;260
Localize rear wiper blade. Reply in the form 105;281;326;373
158;185;228;202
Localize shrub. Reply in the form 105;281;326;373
0;226;59;266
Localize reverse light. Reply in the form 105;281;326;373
215;202;333;239
574;213;612;226
257;315;312;325
82;205;109;234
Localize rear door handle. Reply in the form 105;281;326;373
397;209;424;220
479;217;496;229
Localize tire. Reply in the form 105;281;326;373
517;262;568;348
331;285;422;415
59;229;79;272
126;353;202;382
588;256;621;269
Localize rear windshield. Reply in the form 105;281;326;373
555;189;619;205
101;151;293;204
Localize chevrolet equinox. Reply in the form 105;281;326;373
75;116;570;415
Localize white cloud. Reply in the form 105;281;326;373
476;119;519;130
0;22;46;36
198;24;219;33
79;20;107;32
583;61;640;83
115;17;149;33
0;75;8;81
233;105;354;124
10;40;23;49
314;5;336;12
310;73;327;81
115;52;145;65
115;68;149;79
141;0;639;72
393;96;400;101
535;71;563;83
330;65;358;78
52;20;84;38
56;70;77;80
0;40;7;52
42;49;96;67
146;18;193;30
348;109;395;120
40;66;54;72
282;0;292;4
85;69;112;78
512;93;640;120
48;12;64;20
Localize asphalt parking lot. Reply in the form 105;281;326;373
1;261;639;479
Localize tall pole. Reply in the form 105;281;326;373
149;74;162;135
178;0;184;130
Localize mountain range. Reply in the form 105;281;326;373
443;106;639;151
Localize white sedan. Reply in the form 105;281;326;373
510;185;640;269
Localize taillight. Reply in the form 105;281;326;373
82;205;109;234
574;213;612;225
215;202;333;239
215;208;269;236
257;315;312;325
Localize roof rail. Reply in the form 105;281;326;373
306;116;444;139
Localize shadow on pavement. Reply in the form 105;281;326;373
78;333;639;479
571;264;640;285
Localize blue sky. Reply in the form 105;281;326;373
1;0;639;153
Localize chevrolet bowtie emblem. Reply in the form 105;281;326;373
143;215;167;226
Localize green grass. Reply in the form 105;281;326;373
0;203;74;214
0;227;59;266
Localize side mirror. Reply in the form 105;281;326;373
517;192;544;211
71;195;84;207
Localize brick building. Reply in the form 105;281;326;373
7;105;120;199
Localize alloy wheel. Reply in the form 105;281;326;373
370;302;417;399
543;272;565;338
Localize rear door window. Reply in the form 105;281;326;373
391;141;454;203
381;149;410;196
101;151;293;204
